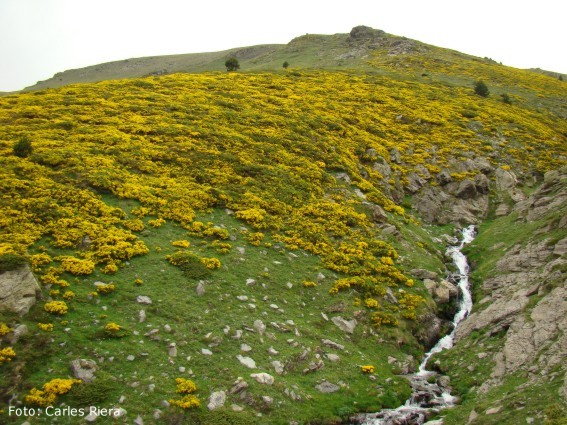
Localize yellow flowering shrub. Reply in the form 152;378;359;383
44;301;68;315
134;278;144;286
172;240;191;248
0;347;16;364
96;284;116;294
0;323;13;336
175;378;198;394
211;240;231;254
25;378;81;406
37;323;54;332
169;394;200;409
200;257;221;270
169;378;200;409
361;365;375;374
60;257;95;275
247;232;265;246
148;218;166;228
302;281;317;288
62;290;75;300
364;298;379;309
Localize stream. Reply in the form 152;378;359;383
354;225;476;425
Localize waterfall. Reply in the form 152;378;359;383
355;225;476;425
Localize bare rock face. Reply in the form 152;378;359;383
0;265;40;316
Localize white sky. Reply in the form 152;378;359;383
0;0;565;92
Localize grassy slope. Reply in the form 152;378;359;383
0;37;566;424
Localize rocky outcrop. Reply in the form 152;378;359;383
0;265;40;316
455;167;567;399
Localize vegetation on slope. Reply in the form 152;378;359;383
0;58;565;424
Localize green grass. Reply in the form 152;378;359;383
2;196;424;424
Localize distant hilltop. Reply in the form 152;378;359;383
23;25;564;92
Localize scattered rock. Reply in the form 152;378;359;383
229;378;248;394
136;296;152;305
267;346;279;355
262;396;273;405
254;320;266;335
321;339;344;350
6;324;28;344
138;310;146;323
411;269;438;280
315;381;340;393
485;406;503;415
196;281;205;296
168;343;177;357
134;415;144;425
272;361;284;375
201;349;213;356
237;355;256;369
127;355;135;361
331;316;357;334
251;373;274;385
240;344;252;352
237;295;249;301
231;404;244;412
325;353;340;363
246;278;256;286
70;359;97;382
207;391;226;411
456;179;478;199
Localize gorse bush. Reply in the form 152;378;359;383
166;251;211;279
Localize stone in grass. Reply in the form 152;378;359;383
240;344;252;352
134;415;144;425
251;373;274;385
229;378;249;394
315;381;340;393
325;353;340;363
321;339;345;350
262;396;273;405
70;359;97;382
136;295;152;305
201;348;213;356
271;361;284;375
196;281;205;296
237;355;256;369
207;391;226;411
168;343;177;357
246;278;256;286
331;316;357;334
267;346;279;355
138;310;146;323
254;320;266;335
231;404;244;412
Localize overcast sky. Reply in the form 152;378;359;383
1;0;565;92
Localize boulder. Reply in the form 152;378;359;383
207;391;226;411
236;355;256;369
250;373;274;385
437;169;453;185
70;359;97;382
331;316;357;334
0;265;40;316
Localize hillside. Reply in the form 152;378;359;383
24;26;566;95
1;27;566;424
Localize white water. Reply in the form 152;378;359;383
358;225;476;425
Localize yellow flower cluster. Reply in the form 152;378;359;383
211;240;232;254
134;278;144;286
200;257;221;270
302;281;317;288
96;283;116;294
44;301;68;315
361;365;376;374
169;378;200;409
172;240;191;248
247;232;265;246
0;347;16;364
60;256;95;275
37;323;54;332
25;378;81;407
0;323;12;336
